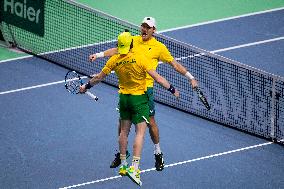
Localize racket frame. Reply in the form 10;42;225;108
64;70;98;101
195;87;210;110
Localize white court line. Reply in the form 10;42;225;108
0;80;66;95
0;76;88;95
159;7;284;33
211;36;284;53
0;55;33;63
157;36;284;63
174;36;284;61
59;141;274;189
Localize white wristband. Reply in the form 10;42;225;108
185;71;195;80
95;52;104;58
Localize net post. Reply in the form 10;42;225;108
270;76;276;141
0;24;8;47
7;24;17;48
0;23;15;48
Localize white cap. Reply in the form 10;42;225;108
142;17;156;28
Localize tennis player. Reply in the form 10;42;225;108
81;31;179;185
89;17;198;171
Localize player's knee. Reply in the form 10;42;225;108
119;131;127;139
148;116;157;127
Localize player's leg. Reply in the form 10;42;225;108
118;119;131;176
117;94;132;175
149;116;159;145
110;107;130;168
119;120;131;156
126;121;147;186
132;121;147;169
126;94;149;186
146;87;164;171
149;116;164;171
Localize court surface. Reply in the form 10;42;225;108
0;3;283;189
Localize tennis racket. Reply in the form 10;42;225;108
195;87;210;110
64;70;98;101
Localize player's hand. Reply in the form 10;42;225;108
89;54;97;62
190;79;198;89
79;85;87;94
173;89;180;99
90;73;98;78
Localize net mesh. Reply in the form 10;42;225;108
1;0;283;143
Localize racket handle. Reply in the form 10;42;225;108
86;91;99;101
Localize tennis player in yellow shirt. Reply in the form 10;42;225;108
81;31;179;186
89;17;198;171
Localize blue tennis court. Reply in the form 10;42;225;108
0;2;283;189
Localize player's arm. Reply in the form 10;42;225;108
168;59;198;89
81;55;116;93
89;48;118;62
147;69;179;98
80;71;106;93
160;44;198;89
88;72;106;86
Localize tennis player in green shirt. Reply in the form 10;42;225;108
81;31;179;185
89;17;198;171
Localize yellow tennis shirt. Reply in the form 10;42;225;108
102;51;154;95
132;36;174;87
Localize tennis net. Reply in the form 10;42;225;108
1;0;283;144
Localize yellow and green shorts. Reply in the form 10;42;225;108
119;93;149;124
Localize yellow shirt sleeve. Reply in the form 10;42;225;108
159;43;174;63
102;56;117;75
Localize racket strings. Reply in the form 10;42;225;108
65;72;82;94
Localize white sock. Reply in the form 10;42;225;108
120;154;127;166
132;156;140;170
154;143;162;154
